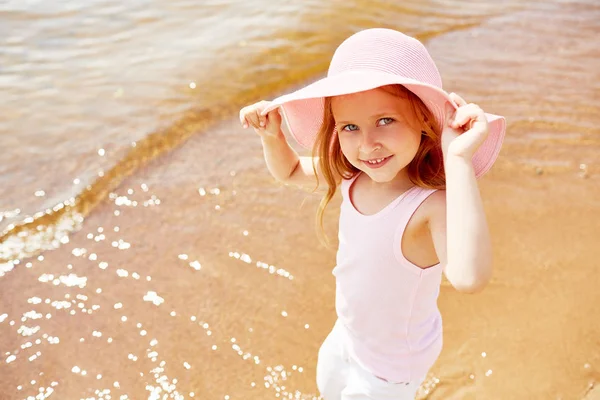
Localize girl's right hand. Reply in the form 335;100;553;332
239;101;283;139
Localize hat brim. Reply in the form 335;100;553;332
262;70;505;178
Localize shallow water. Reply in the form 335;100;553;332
1;0;599;399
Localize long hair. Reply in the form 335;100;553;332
312;84;445;247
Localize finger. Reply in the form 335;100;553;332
259;111;267;128
267;108;281;123
444;101;456;121
240;106;260;129
458;111;484;131
452;104;484;129
449;92;468;107
246;110;261;129
259;100;273;116
260;106;277;127
239;108;249;128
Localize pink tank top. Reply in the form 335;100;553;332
333;173;444;383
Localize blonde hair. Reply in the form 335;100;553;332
312;84;445;247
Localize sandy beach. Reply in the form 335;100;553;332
1;0;599;399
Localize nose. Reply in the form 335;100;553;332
359;129;381;154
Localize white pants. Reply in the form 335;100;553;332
316;321;423;400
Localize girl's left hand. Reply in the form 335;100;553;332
441;93;490;159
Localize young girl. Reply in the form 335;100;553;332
239;28;505;400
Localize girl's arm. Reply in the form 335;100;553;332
429;157;492;294
261;133;325;192
259;131;301;182
429;95;493;293
240;101;325;192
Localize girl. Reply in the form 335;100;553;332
239;28;505;400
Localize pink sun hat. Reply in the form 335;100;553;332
261;28;506;178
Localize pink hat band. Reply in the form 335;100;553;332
262;28;506;178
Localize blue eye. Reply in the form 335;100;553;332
342;124;359;132
378;117;394;126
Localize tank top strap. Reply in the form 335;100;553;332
395;186;439;232
340;173;361;200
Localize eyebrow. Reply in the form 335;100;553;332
335;112;401;125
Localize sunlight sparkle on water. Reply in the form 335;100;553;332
111;239;131;250
143;291;164;306
189;260;201;270
228;252;294;280
37;273;88;288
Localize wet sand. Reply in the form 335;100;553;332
2;116;599;399
1;1;599;399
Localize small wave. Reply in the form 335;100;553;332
0;60;324;268
0;106;220;267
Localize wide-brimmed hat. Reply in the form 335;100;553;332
261;28;505;178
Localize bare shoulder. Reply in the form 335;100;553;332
406;188;446;228
422;189;447;223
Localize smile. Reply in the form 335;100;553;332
361;155;393;169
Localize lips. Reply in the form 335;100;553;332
361;155;393;169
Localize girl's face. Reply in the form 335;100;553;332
331;87;422;184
